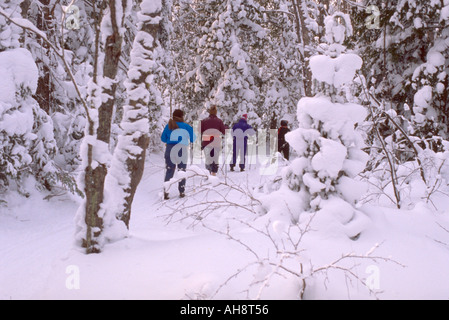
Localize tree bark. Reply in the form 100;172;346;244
108;2;164;229
292;0;313;97
34;0;53;114
98;1;123;143
120;134;150;227
82;0;125;253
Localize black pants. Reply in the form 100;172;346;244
164;144;187;193
203;145;219;174
231;139;247;170
279;143;290;160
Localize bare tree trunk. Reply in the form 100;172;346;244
32;0;53;114
98;1;123;143
20;0;31;16
292;0;313;97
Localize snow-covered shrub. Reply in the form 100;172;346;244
52;112;85;170
363;136;449;208
287;97;368;202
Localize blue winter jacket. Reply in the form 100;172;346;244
161;122;196;146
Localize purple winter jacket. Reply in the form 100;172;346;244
200;115;226;148
232;118;253;147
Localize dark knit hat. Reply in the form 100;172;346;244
173;109;184;118
169;109;185;130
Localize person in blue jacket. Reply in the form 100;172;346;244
230;114;254;172
161;109;196;200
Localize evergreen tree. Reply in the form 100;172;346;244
257;0;303;128
352;0;448;145
20;1;99;170
170;0;205;121
272;12;370;239
0;0;22;52
180;0;267;127
0;1;81;196
408;0;449;147
0;48;61;195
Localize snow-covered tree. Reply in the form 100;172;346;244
346;0;449;206
352;0;449;146
0;48;61;194
264;12;370;240
0;2;83;196
102;0;168;240
18;1;99;171
257;0;303;128
0;0;23;52
408;1;449;147
75;0;131;254
180;0;266;127
169;0;204;121
147;0;173;152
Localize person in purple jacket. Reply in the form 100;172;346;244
231;114;254;172
200;105;226;176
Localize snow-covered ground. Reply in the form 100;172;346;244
1;152;449;300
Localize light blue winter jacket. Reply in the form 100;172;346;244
161;122;196;146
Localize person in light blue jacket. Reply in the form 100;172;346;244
161;109;196;200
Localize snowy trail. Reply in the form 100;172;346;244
1;153;449;299
0;153;279;299
0;194;76;300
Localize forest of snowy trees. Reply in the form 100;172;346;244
1;0;449;300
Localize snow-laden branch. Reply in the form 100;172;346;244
160;166;262;228
263;9;295;17
203;214;404;299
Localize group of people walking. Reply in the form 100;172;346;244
160;106;290;200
